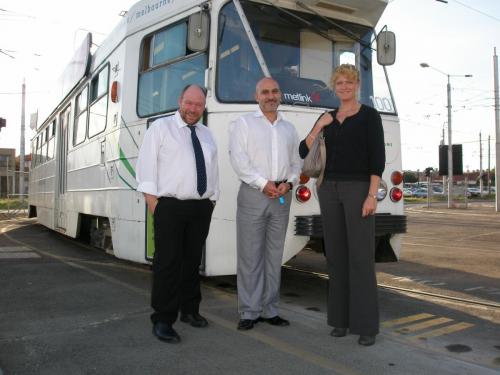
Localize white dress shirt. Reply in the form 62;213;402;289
229;109;302;191
136;111;219;201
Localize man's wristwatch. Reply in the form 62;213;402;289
368;193;377;200
288;182;293;191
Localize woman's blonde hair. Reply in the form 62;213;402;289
330;64;360;87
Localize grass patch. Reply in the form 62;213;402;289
0;198;29;210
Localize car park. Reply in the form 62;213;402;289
466;187;481;197
412;188;428;198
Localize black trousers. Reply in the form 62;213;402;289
151;197;214;325
318;180;379;336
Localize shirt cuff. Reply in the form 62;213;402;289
287;175;299;187
253;177;268;191
136;182;158;196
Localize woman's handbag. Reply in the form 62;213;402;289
302;131;326;187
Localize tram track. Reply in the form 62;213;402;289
407;217;500;230
4;218;500;311
283;265;500;311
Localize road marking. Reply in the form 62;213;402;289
402;241;499;255
396;317;453;334
1;223;361;375
205;312;363;375
0;246;31;252
410;322;474;341
382;313;434;328
0;252;40;259
464;286;484;291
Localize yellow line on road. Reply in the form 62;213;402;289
396;317;453;334
205;312;363;375
410;322;474;341
2;222;361;375
382;313;434;328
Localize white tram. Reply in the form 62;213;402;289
29;0;405;276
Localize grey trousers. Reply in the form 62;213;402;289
318;180;379;336
236;182;291;320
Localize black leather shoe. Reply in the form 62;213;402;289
358;335;376;346
330;327;347;337
180;313;208;328
237;319;258;330
152;322;180;343
260;316;290;326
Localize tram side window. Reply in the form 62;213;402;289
138;21;207;117
40;131;47;164
89;66;109;137
74;86;88;145
33;136;39;167
30;143;35;169
47;120;55;160
36;135;41;166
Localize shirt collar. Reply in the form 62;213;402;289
254;108;284;123
175;111;200;129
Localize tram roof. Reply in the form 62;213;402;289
92;0;388;70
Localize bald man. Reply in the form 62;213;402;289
229;78;302;330
136;84;219;343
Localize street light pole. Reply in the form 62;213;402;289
446;74;453;208
420;62;472;208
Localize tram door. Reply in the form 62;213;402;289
55;105;70;230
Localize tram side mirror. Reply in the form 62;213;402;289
376;30;396;66
188;12;210;52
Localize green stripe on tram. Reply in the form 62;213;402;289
119;146;136;179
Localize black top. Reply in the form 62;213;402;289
299;104;385;181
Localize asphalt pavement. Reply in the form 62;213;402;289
1;207;500;375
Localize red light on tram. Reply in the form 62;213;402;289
111;81;119;103
391;171;403;186
390;187;403;202
299;174;310;184
295;185;311;203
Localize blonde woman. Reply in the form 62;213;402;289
299;64;385;346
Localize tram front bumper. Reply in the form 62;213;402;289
295;213;407;262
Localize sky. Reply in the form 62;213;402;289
0;0;499;172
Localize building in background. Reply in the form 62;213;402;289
0;148;16;198
0;148;30;198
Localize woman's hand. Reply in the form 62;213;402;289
315;112;333;130
362;195;377;217
305;112;333;149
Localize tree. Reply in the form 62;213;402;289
403;170;418;183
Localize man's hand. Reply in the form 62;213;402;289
263;181;280;198
276;182;290;196
144;193;158;215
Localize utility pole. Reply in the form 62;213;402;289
420;62;472;208
494;47;500;212
479;132;483;194
488;135;491;194
20;79;26;203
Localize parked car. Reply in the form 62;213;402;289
412;188;428;198
403;188;413;197
431;186;444;195
466;187;481;197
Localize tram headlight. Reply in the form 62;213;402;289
377;180;388;201
295;185;311;203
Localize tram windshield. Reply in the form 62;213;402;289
216;0;396;114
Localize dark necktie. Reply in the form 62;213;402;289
189;126;207;196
